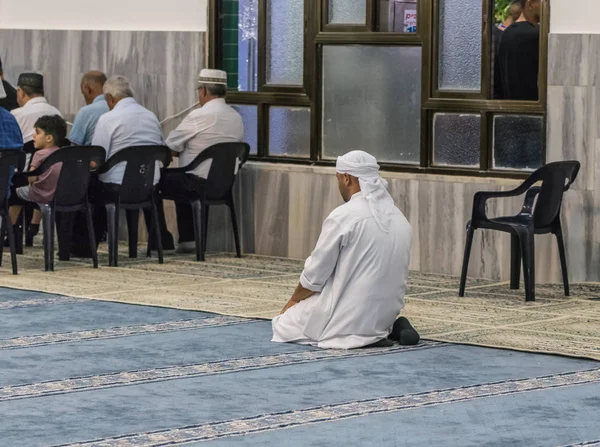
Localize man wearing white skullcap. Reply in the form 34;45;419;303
272;150;418;349
163;69;244;253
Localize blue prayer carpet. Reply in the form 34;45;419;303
0;287;598;447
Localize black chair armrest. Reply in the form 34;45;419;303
519;186;541;215
99;146;172;174
472;182;536;221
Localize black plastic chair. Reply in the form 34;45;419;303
459;161;580;302
19;138;72;249
99;146;171;267
160;142;250;262
22;145;106;271
0;149;26;274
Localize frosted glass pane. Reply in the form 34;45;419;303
493;115;543;170
266;0;304;85
329;0;366;24
269;107;310;157
237;0;259;91
438;0;482;91
232;105;258;155
433;113;480;167
322;45;421;163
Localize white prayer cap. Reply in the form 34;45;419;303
198;69;228;86
336;151;396;232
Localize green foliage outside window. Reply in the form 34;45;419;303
495;0;514;24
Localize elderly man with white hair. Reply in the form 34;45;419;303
163;69;244;253
272;151;419;350
90;75;174;252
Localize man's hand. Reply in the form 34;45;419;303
279;283;315;315
280;299;298;315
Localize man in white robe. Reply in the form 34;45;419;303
272;150;419;349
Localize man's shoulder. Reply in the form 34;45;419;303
10;106;25;118
326;197;372;226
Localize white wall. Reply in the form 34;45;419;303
551;0;600;34
0;0;208;31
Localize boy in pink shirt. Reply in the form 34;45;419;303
8;115;66;227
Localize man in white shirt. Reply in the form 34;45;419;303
272;151;419;350
91;75;174;251
11;73;62;144
163;69;244;253
9;73;62;247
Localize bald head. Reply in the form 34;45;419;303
80;70;107;105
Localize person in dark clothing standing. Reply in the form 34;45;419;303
498;0;541;101
0;57;19;111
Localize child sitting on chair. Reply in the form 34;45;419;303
8;115;66;235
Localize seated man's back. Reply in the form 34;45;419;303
273;151;413;349
92;88;163;185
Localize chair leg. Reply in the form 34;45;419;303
106;203;119;267
126;210;139;259
228;201;241;258
190;200;202;262
5;216;17;275
555;224;570;297
510;234;521;290
151;201;164;264
203;205;210;250
191;200;204;262
85;203;98;269
459;222;475;297
0;216;5;267
16;210;24;255
519;228;536;302
40;205;54;272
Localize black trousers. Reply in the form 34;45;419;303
160;171;205;244
61;179;174;259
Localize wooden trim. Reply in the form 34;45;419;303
208;0;220;69
246;156;530;180
257;0;267;89
315;32;422;44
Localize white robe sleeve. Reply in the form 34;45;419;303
300;216;346;292
165;113;210;153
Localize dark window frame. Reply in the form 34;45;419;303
209;0;550;179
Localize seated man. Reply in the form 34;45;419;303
64;71;109;257
163;69;243;253
10;73;62;243
0;106;23;149
91;75;174;251
272;151;419;349
68;71;109;146
12;73;62;145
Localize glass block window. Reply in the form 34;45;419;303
433;113;480;167
269;107;311;157
378;0;418;33
321;45;421;163
266;0;304;85
232;105;258;155
493;115;544;170
438;0;482;91
328;0;367;25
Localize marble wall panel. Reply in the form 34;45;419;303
546;85;596;190
0;29;203;124
547;34;597;87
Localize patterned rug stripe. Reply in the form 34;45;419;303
0;317;251;350
0;342;444;401
49;368;600;447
